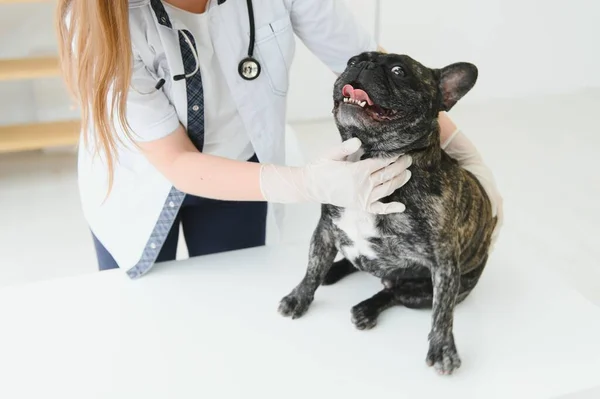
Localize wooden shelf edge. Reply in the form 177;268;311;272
0;57;61;82
0;120;80;153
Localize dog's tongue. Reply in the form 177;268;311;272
342;84;374;105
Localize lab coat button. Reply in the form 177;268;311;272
169;201;175;208
192;105;200;112
150;243;157;250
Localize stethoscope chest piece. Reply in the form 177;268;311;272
238;57;261;80
239;0;261;81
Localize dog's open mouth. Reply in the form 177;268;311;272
341;84;400;121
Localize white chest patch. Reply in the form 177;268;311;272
333;209;380;260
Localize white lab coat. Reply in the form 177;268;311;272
77;0;378;277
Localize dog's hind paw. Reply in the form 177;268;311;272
278;293;313;319
426;335;462;375
350;303;379;330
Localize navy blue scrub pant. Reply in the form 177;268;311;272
92;154;267;271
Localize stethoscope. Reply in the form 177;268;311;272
139;0;260;95
238;0;261;80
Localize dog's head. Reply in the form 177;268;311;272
332;52;478;155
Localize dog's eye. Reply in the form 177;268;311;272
391;66;405;76
348;59;358;66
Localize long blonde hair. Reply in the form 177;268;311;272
56;0;133;193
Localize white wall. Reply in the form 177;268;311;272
376;0;600;103
1;1;598;126
287;0;600;119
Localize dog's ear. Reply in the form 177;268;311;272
437;63;478;111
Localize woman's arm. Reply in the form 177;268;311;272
438;111;459;144
123;45;412;213
288;0;378;74
138;124;414;214
138;125;264;201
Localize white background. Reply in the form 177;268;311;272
377;0;600;102
1;4;600;396
1;0;599;124
286;0;600;120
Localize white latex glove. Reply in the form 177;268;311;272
260;138;412;214
442;129;504;248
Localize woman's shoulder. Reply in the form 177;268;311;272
127;2;159;55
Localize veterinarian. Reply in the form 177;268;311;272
56;0;503;279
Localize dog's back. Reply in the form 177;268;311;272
437;150;497;275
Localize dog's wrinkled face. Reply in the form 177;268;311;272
332;52;478;154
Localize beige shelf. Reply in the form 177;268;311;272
0;57;61;81
0;120;80;153
0;1;72;154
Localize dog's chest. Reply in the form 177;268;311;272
331;205;435;276
332;209;381;260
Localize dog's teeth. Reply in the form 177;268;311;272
359;101;366;107
344;98;348;103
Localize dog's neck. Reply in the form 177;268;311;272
405;128;442;170
361;123;442;170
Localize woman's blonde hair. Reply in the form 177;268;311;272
56;0;133;193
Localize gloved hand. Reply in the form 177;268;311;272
442;129;504;249
260;138;412;214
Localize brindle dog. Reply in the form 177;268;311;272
277;52;497;375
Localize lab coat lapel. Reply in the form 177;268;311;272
151;12;189;129
209;3;279;163
209;3;285;244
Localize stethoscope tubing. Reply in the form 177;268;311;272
134;0;260;95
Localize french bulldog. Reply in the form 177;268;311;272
277;52;497;375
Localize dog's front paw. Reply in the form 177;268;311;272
350;302;379;330
278;293;313;319
426;334;461;375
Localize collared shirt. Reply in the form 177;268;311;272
162;2;255;161
77;0;378;278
